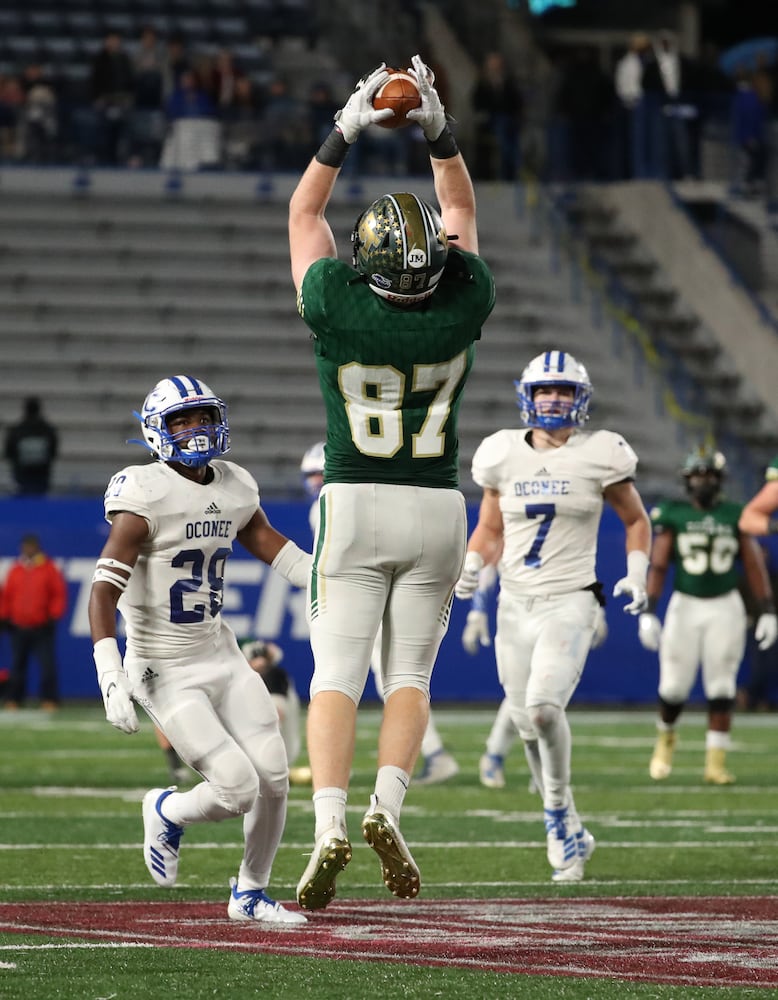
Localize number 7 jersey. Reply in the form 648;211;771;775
102;460;259;658
471;428;638;596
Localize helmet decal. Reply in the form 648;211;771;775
133;375;230;468
514;350;592;430
351;193;448;304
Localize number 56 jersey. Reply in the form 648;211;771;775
471;428;638;597
102;460;259;659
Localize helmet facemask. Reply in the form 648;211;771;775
682;448;726;508
351;193;448;305
135;376;230;468
515;351;592;429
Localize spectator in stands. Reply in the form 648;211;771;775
642;31;697;179
0;74;25;161
132;25;165;112
305;80;340;148
18;64;58;165
1;534;68;711
471;51;524;181
90;31;135;165
4;396;58;495
257;76;305;170
732;70;768;197
160;69;220;172
210;48;245;115
165;68;217;122
222;75;261;169
614;32;651;178
161;34;190;103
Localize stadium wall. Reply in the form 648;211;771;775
0;497;730;706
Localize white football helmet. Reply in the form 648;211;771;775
135;375;229;468
515;350;592;429
300;441;325;498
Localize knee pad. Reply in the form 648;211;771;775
529;702;562;734
204;745;259;816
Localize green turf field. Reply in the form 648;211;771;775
1;703;776;998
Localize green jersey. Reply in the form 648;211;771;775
297;249;495;488
649;498;744;597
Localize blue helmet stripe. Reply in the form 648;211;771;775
170;375;189;398
189;376;203;395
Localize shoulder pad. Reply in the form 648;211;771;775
472;430;514;485
103;463;171;523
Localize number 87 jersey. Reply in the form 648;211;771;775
471;428;638;596
297;251;495;489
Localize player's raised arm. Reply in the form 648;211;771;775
406;54;478;254
289;65;391;291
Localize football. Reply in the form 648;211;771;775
372;68;421;129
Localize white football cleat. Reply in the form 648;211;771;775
414;749;459;785
479;753;506;789
228;878;307;925
552;827;596;883
142;787;184;887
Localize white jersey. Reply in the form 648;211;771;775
471;428;637;597
102;459;259;658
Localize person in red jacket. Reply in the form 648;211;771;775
0;534;67;710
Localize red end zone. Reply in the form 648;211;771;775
3;896;778;987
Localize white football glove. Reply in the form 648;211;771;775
755;612;778;651
333;65;393;142
462;610;491;655
406;53;447;141
93;637;139;735
454;551;484;600
638;613;662;652
613;551;649;615
591;605;608;649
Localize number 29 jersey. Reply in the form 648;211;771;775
471;428;638;596
102;460;258;658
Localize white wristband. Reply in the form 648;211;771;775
626;550;649;583
271;539;310;589
93;636;123;680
